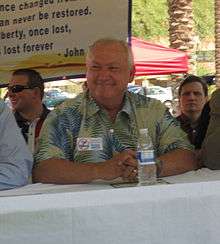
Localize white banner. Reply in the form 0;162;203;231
0;0;131;84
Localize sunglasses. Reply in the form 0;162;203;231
7;85;33;93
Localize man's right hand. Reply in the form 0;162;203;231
97;149;138;181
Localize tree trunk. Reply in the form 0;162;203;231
167;0;197;74
215;0;220;87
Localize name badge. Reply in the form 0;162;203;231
77;137;103;151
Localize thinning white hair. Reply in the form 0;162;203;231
86;38;135;71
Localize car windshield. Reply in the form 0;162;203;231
43;89;76;109
128;85;173;103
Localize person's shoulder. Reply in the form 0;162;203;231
128;92;171;127
210;89;220;113
54;93;84;115
176;113;190;123
128;91;163;105
0;99;8;115
128;91;167;112
212;88;220;96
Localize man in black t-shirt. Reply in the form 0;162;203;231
177;75;209;149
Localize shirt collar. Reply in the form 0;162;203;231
121;91;133;115
14;104;50;123
179;113;191;124
14;110;28;123
179;113;201;129
83;91;133;119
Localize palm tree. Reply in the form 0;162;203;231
215;0;220;87
167;0;197;74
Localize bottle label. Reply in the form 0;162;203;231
137;150;155;165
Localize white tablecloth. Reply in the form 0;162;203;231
1;168;220;244
164;167;220;183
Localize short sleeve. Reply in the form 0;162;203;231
0;101;33;190
34;111;68;163
156;109;194;156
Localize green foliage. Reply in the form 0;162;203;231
193;0;214;39
196;63;214;76
132;0;214;40
132;0;169;39
208;84;217;98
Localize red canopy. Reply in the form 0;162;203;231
132;37;188;76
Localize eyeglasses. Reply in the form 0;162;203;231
7;85;32;93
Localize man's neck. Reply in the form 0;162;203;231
91;94;125;122
183;111;201;126
18;104;44;122
106;107;121;121
101;102;123;122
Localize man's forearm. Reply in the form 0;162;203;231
158;149;199;177
33;158;104;184
33;150;137;184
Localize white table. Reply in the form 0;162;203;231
1;168;220;244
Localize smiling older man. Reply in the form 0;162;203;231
33;38;199;184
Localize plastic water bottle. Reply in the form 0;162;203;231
137;128;157;186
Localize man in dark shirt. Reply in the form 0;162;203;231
8;69;50;153
177;75;210;149
202;89;220;169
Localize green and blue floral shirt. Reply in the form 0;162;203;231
35;91;193;164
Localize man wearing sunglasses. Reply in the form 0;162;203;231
8;69;50;154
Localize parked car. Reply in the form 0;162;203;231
128;85;173;104
43;89;76;109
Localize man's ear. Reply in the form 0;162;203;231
129;66;135;82
82;81;88;91
33;87;41;99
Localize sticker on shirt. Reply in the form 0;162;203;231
77;137;103;151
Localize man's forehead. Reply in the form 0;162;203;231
182;82;204;91
87;47;127;64
90;42;126;56
10;74;28;84
88;59;122;66
93;41;124;50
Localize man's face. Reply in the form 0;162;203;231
179;82;207;116
8;74;35;112
86;42;133;106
